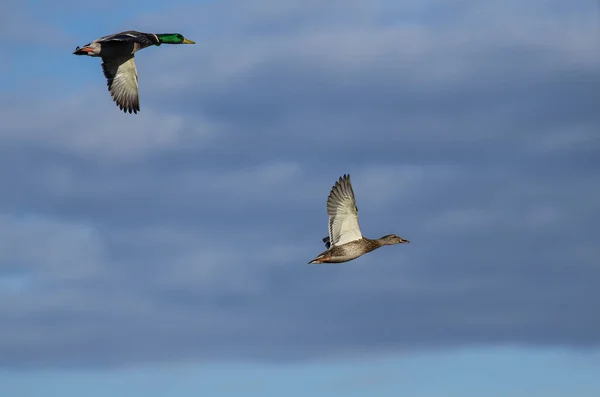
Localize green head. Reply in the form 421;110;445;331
156;33;195;45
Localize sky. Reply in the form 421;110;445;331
1;0;599;395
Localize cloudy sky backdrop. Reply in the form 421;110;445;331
1;0;599;396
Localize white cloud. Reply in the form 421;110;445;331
0;92;220;162
0;214;105;281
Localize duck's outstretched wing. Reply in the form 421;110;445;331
326;174;362;247
101;55;140;114
97;31;160;46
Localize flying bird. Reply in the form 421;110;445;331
308;174;410;264
73;31;195;114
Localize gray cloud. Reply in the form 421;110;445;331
0;0;599;368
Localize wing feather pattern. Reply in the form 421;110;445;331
101;55;140;114
326;174;362;247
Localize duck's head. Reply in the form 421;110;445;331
379;234;410;245
157;33;195;45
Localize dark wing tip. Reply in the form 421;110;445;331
326;173;357;215
337;174;351;187
330;173;353;196
117;102;139;114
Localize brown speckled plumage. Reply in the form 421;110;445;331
308;174;409;264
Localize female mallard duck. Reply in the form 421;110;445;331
73;31;195;114
308;174;409;264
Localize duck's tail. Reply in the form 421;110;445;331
73;46;95;55
308;253;331;264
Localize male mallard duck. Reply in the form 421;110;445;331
73;31;195;114
308;174;409;264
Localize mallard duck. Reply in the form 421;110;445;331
308;174;409;264
73;31;195;114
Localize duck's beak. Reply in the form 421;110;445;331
182;38;195;44
401;238;410;243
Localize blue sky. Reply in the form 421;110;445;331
2;348;600;397
1;0;599;396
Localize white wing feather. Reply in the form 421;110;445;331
101;55;140;114
326;174;363;246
